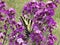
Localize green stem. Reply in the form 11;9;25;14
3;30;7;45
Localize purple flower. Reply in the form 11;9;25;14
22;1;39;19
47;39;54;45
0;0;6;8
16;22;25;32
38;1;46;9
55;0;60;3
8;30;27;45
46;1;57;9
29;31;44;44
48;34;57;41
44;8;55;16
5;8;16;19
46;16;56;26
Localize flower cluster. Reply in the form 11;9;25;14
0;0;26;45
22;0;58;45
0;0;59;45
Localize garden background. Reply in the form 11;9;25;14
2;0;60;45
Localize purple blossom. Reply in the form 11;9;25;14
38;1;46;9
45;16;56;26
46;1;57;9
30;31;43;41
0;0;6;8
47;39;54;45
5;8;16;19
16;22;25;32
54;0;60;3
22;1;39;19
